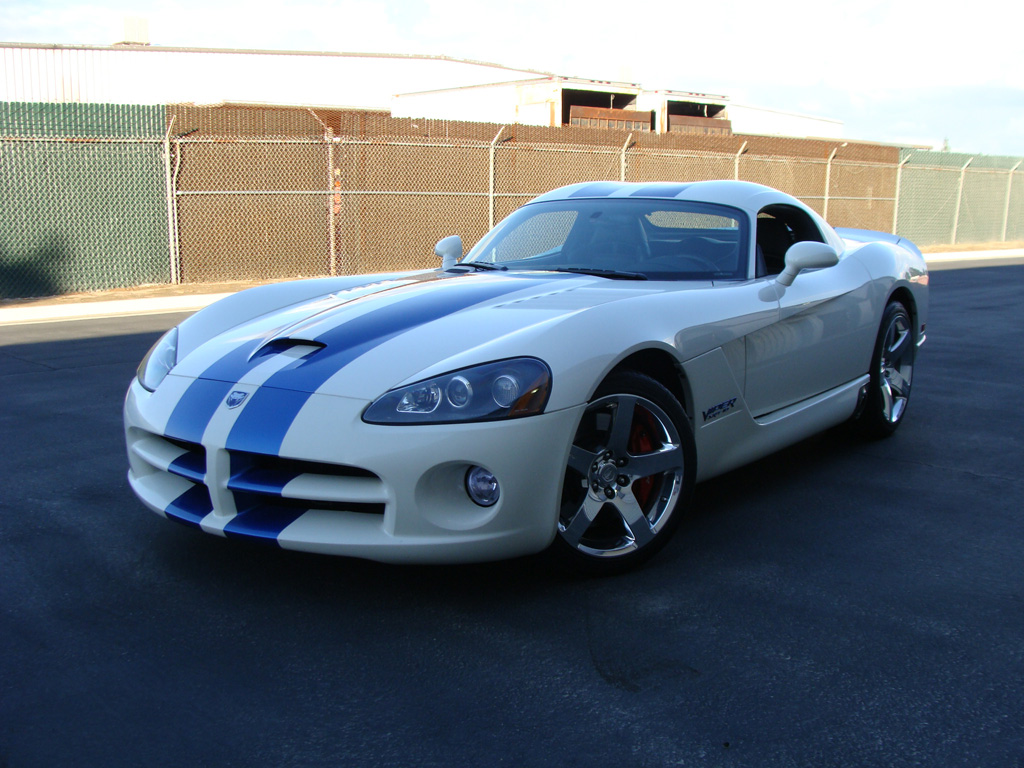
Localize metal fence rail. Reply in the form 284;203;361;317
2;106;1022;299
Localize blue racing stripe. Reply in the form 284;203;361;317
274;278;527;392
568;181;625;198
197;342;269;388
164;484;214;529
163;379;235;444
629;183;692;198
224;387;309;456
224;277;526;456
160;277;441;442
223;505;309;542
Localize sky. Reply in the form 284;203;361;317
3;0;1023;156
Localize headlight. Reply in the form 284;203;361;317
363;358;551;425
137;327;179;392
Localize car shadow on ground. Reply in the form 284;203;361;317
142;422;869;601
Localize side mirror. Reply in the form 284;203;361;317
777;241;839;286
435;235;463;270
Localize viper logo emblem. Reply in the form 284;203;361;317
702;397;737;422
225;390;249;409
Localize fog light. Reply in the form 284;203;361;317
465;466;500;507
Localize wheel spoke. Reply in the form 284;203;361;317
880;377;895;421
566;443;598;476
627;443;682;478
887;366;912;398
559;494;603;549
610;488;655;548
606;396;637;455
887;324;911;364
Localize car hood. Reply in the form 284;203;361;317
168;270;684;400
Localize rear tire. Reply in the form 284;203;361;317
853;300;915;438
550;371;696;575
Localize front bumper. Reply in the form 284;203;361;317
125;378;583;563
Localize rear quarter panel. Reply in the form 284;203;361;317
840;234;929;337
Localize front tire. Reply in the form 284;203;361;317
853;300;915;438
551;371;696;575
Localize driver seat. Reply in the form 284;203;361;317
756;217;794;276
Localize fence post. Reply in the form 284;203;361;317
620;133;634;182
488;126;507;229
892;155;910;235
823;144;843;222
308;109;339;275
951;157;973;245
328;133;338;276
1002;160;1022;243
734;140;747;181
162;116;179;284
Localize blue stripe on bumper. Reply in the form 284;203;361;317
223;506;309;542
164;484;214;529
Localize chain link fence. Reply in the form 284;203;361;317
2;102;1022;299
1;103;170;298
895;150;1024;246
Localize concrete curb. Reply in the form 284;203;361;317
0;293;233;326
924;248;1024;262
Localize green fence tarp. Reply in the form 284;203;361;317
1;103;170;298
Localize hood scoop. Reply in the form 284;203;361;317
248;336;326;363
244;303;346;364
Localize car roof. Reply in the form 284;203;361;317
528;180;805;216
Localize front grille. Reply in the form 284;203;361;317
131;431;387;533
129;431;212;527
228;450;386;516
164;436;206;483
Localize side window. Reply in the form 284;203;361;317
755;204;825;277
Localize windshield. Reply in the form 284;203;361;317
463;198;750;280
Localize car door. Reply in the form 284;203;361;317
742;207;877;418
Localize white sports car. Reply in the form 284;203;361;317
125;181;927;573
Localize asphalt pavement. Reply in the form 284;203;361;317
1;265;1022;767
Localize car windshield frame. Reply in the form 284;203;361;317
463;197;751;281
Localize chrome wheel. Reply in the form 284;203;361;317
854;300;915;438
879;307;914;424
554;371;695;573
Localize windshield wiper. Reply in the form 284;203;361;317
548;267;648;281
447;262;507;272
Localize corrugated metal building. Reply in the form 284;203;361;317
1;43;548;108
1;42;842;139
